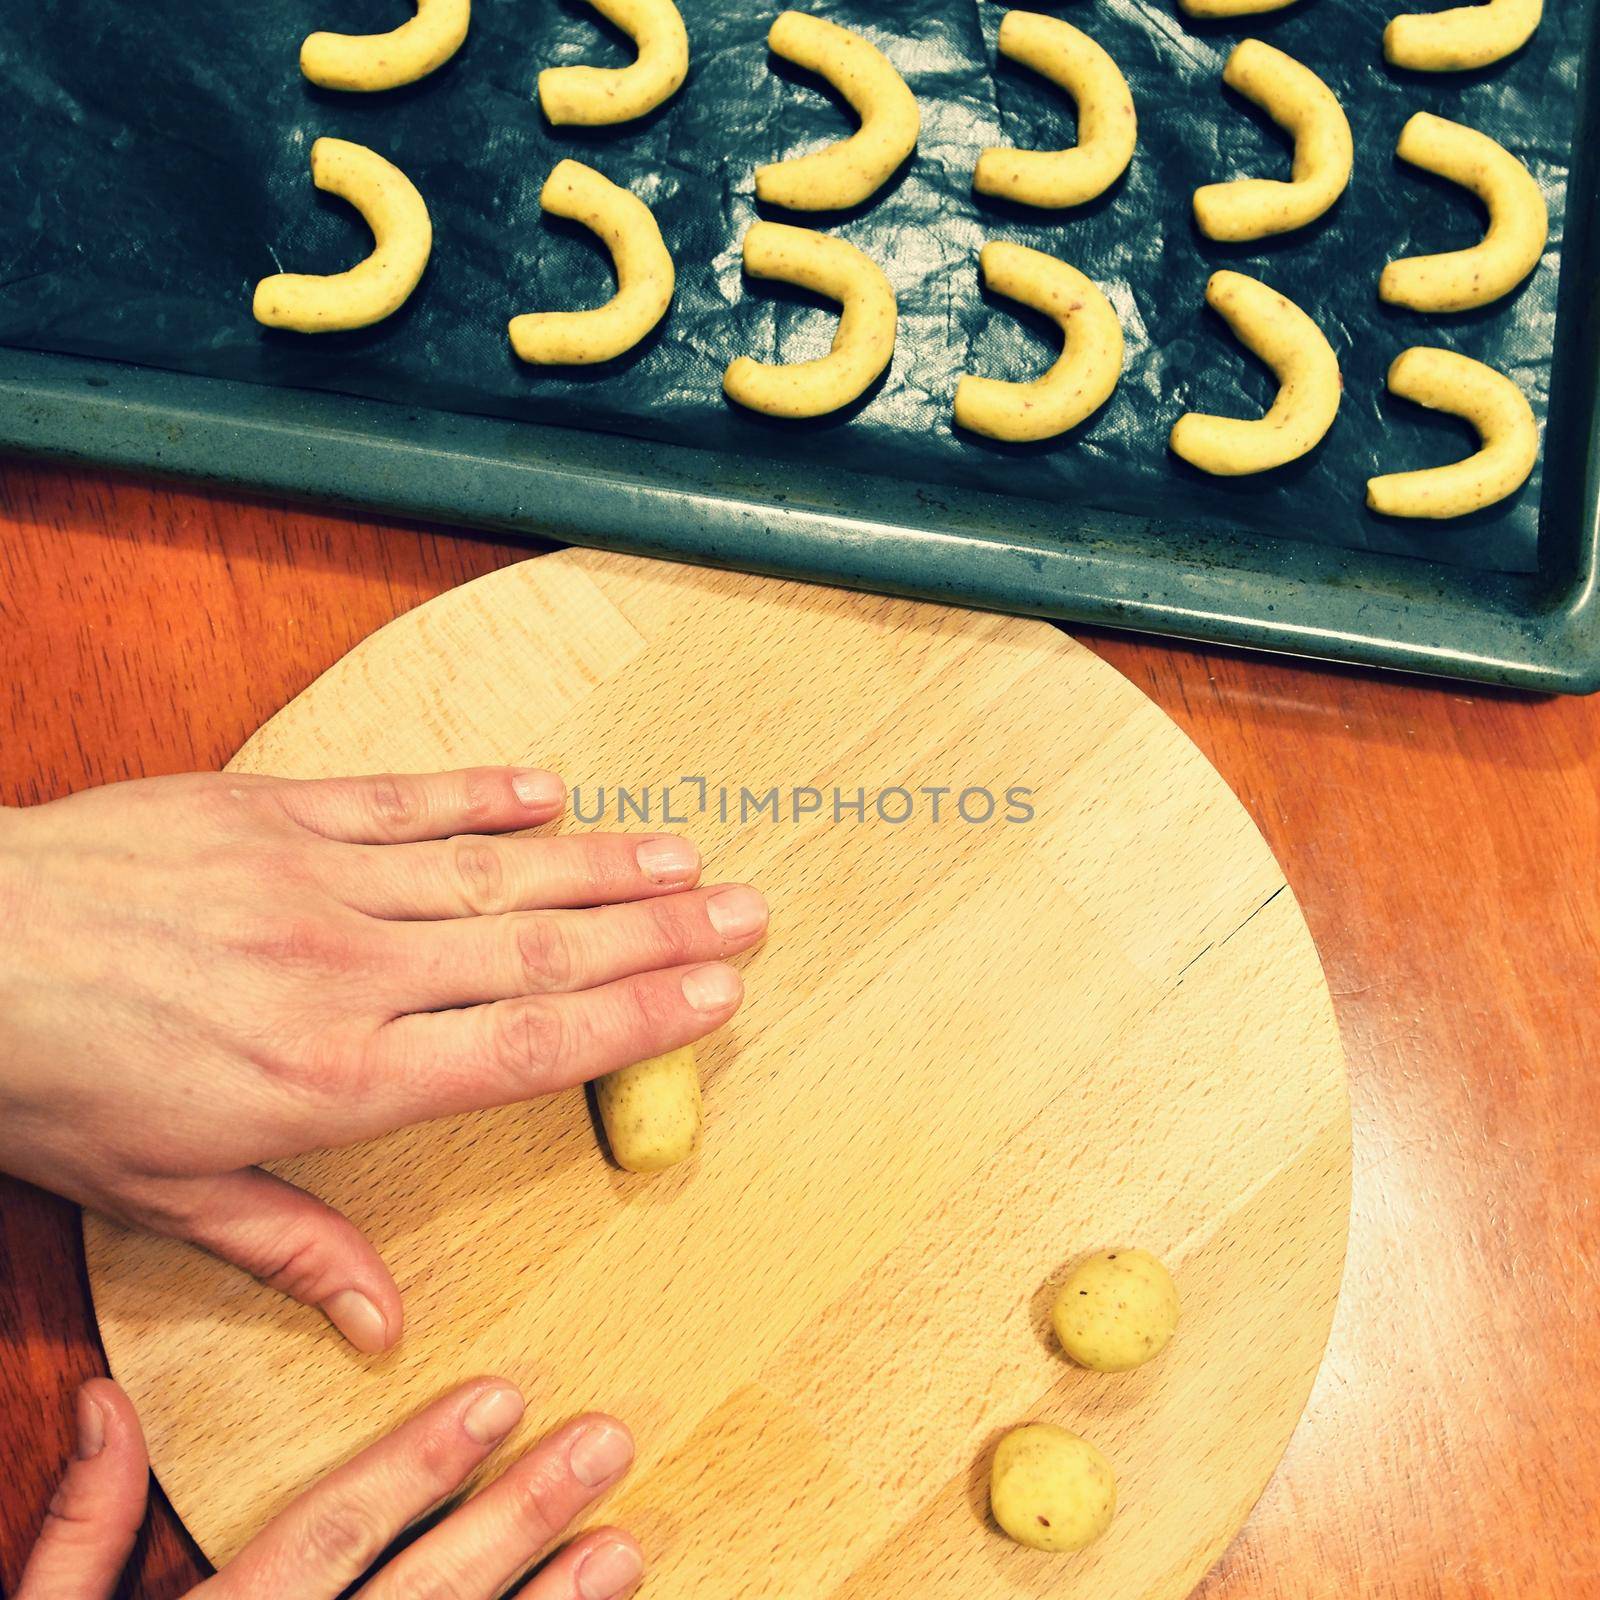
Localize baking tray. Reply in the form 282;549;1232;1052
0;0;1596;691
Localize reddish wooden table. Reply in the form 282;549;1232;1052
1;462;1596;1599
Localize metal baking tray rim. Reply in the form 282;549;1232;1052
4;344;1597;693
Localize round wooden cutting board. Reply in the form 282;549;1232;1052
86;549;1349;1600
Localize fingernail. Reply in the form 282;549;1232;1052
321;1290;391;1355
577;1538;644;1599
637;836;700;886
513;769;566;810
462;1384;526;1446
570;1421;635;1487
75;1390;105;1460
681;962;741;1013
706;885;768;940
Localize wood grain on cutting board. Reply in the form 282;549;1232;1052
86;549;1349;1600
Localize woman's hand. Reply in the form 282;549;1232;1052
0;767;767;1350
16;1376;644;1600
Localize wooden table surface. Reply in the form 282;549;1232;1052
0;461;1595;1599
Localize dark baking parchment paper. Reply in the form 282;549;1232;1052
0;0;1585;575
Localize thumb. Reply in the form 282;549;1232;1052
140;1167;404;1354
17;1379;149;1600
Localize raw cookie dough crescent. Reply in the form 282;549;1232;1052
973;11;1136;210
1379;113;1547;313
723;222;897;418
254;138;432;333
1367;347;1537;518
755;11;919;211
1385;0;1542;71
1170;270;1341;475
538;0;689;126
1181;0;1301;19
300;0;470;92
1193;39;1352;241
509;160;675;365
954;242;1124;442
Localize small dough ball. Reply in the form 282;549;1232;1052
1052;1247;1178;1372
989;1423;1116;1552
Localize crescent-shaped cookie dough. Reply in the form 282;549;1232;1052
954;243;1124;442
972;11;1136;210
723;222;896;418
755;12;919;211
253;138;431;333
1379;113;1547;313
1367;347;1537;518
1193;39;1352;241
538;0;689;126
508;160;674;366
1384;0;1542;71
1170;270;1341;475
300;0;470;92
1180;0;1301;18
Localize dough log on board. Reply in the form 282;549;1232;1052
595;1045;703;1172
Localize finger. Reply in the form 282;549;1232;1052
389;884;769;1009
356;1418;636;1600
140;1168;404;1354
16;1380;149;1600
360;961;743;1132
325;831;704;919
271;767;567;845
207;1378;526;1598
521;1531;646;1600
